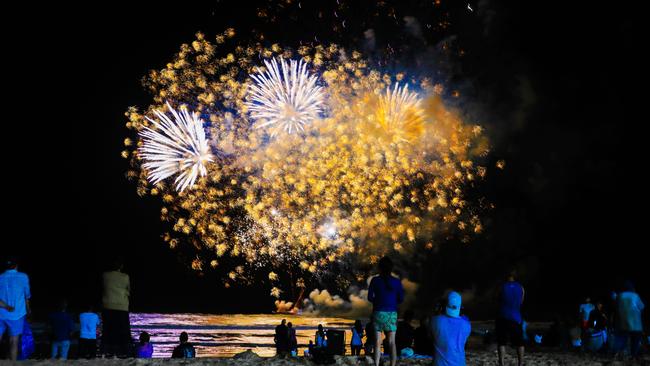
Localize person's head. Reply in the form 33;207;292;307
139;332;151;344
354;320;363;331
595;301;604;311
318;324;323;332
57;298;68;311
287;322;293;328
112;257;125;272
378;256;393;277
179;332;189;344
623;280;635;292
418;316;428;328
445;291;462;318
6;255;18;270
85;304;95;313
584;297;591;304
506;268;517;281
281;319;286;325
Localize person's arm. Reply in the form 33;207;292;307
521;286;525;304
126;274;131;298
367;278;376;303
25;276;32;315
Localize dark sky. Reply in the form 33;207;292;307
6;1;646;319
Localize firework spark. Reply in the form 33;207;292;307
126;35;489;289
376;83;425;143
138;102;213;192
247;57;324;136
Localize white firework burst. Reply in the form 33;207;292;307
138;102;214;192
381;83;421;123
247;57;324;136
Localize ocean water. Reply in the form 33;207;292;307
129;313;355;358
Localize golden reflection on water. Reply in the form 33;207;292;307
130;313;356;357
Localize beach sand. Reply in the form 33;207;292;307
8;349;650;366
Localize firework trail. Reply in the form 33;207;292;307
138;102;213;192
247;57;324;136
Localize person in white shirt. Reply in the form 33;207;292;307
615;281;645;358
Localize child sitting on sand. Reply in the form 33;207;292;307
172;331;196;358
136;331;154;358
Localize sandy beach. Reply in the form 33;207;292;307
5;350;649;366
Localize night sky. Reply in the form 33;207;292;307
6;1;646;319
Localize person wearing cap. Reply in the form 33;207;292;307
0;256;31;361
429;291;471;366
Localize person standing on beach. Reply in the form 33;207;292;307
79;304;101;359
614;280;645;359
429;292;471;366
49;299;75;360
274;319;289;357
287;322;298;356
102;258;131;357
364;321;376;356
368;256;404;366
579;297;595;330
351;320;364;356
0;256;31;361
396;310;415;354
496;269;525;366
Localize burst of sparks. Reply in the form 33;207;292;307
247;58;324;136
377;83;425;142
139;102;213;192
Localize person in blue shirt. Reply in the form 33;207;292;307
79;304;101;358
0;256;31;361
368;256;404;366
496;269;525;366
350;320;364;356
49;299;75;360
429;292;471;366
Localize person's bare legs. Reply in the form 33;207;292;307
497;345;506;366
387;331;397;366
9;335;20;361
374;331;382;366
517;346;524;366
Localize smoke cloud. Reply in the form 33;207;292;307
298;277;419;318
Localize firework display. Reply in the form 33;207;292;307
139;102;214;192
247;57;324;136
124;30;489;290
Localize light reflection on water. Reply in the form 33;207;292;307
130;313;355;358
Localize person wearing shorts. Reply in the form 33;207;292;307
496;269;525;366
368;257;404;366
0;256;31;361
